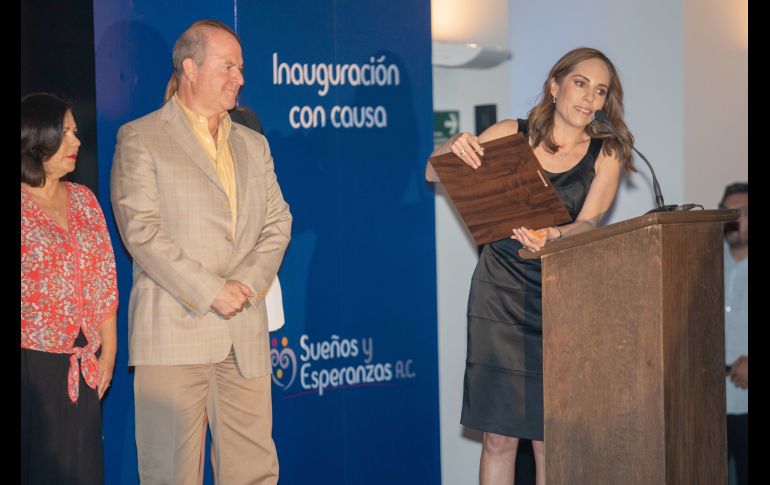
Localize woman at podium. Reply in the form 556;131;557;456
425;47;635;485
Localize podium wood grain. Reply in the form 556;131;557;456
537;211;733;484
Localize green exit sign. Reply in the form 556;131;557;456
434;111;459;148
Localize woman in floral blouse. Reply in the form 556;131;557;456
21;93;118;485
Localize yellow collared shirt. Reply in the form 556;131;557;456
176;95;238;236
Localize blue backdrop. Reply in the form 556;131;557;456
93;1;439;484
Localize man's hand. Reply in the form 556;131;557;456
211;280;255;319
729;355;748;389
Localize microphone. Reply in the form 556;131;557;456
593;110;685;213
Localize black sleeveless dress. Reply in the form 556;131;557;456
461;120;602;440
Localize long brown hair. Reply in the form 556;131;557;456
164;73;178;103
527;47;635;171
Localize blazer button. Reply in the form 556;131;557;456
224;235;233;242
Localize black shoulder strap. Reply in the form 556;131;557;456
587;137;604;160
516;118;528;135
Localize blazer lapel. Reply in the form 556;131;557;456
229;125;253;239
161;98;226;193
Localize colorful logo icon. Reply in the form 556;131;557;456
270;336;297;390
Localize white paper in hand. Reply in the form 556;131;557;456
265;276;285;332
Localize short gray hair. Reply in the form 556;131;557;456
172;19;240;76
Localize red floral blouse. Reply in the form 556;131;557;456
21;182;118;403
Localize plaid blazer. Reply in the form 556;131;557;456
110;97;292;377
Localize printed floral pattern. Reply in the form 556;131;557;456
21;183;118;403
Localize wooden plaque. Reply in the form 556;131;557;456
429;133;571;245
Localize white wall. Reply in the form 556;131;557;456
683;0;748;208
432;0;509;48
508;0;684;223
431;3;511;484
433;60;511;485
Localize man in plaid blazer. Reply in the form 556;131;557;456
111;19;291;484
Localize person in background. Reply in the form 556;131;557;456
21;92;118;485
111;19;291;484
719;182;748;485
426;47;634;485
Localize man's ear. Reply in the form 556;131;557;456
182;58;198;83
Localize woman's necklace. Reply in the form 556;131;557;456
26;185;67;218
556;138;588;160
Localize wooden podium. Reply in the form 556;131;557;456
522;210;737;484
